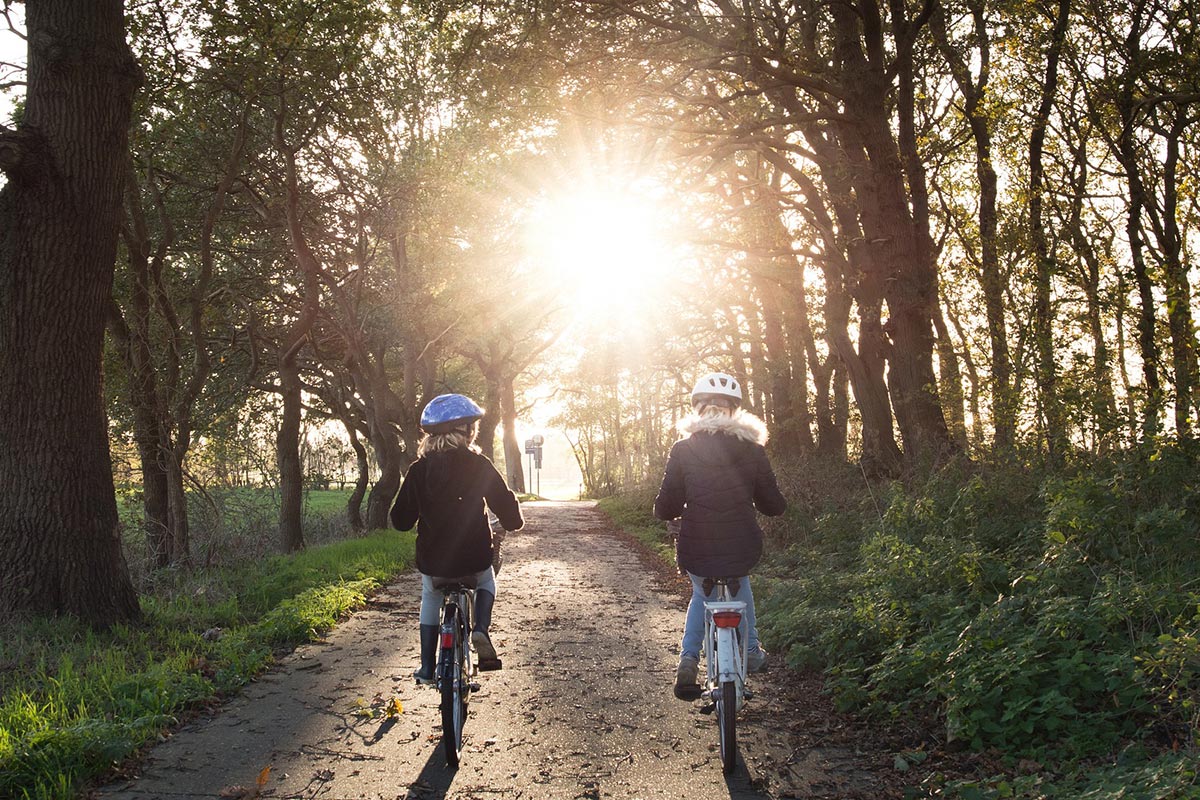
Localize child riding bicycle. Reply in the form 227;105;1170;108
391;393;525;684
653;372;787;700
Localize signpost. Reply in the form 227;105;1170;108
523;434;544;497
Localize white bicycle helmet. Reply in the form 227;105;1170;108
691;372;742;407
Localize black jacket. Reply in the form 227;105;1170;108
653;413;786;577
390;447;524;578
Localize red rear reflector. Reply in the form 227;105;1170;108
441;632;455;648
712;611;741;628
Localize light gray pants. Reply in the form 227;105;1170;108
419;567;496;625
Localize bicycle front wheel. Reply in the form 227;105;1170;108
716;680;737;774
440;607;468;767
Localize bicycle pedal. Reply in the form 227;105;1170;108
469;682;481;692
699;702;716;714
477;657;503;671
744;689;754;701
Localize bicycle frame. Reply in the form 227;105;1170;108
701;579;748;774
703;589;747;710
435;583;476;767
437;587;475;685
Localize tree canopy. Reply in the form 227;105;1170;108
0;0;1198;618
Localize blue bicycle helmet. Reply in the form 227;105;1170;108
420;393;485;433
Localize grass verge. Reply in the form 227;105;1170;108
0;529;415;800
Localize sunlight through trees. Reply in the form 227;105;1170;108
0;0;1197;616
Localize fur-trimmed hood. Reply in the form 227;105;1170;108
677;410;769;446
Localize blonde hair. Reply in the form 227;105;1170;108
693;400;735;419
417;421;481;457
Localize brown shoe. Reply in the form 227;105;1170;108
673;655;702;700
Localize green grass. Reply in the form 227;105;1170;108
116;487;355;528
0;528;415;800
302;488;357;516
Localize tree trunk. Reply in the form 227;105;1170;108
832;359;850;464
752;270;798;449
1030;0;1072;461
744;306;768;416
848;293;904;476
365;419;403;531
832;0;956;468
1158;115;1196;439
0;1;142;625
277;364;306;552
723;306;750;402
138;430;172;567
769;145;901;472
1067;136;1120;450
274;99;321;553
165;448;190;564
108;299;173;567
1114;271;1140;442
1112;0;1161;437
476;353;502;461
931;0;1015;451
781;278;817;453
340;416;368;531
933;301;969;452
501;375;525;492
946;302;986;450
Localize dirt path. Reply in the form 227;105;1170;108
97;501;891;800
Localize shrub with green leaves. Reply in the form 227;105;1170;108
755;444;1200;789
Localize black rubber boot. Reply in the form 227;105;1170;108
472;590;498;662
414;624;438;685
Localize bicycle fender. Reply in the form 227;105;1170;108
715;627;740;679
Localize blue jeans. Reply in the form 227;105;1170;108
419;567;496;626
680;572;760;660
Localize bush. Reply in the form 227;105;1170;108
754;444;1200;789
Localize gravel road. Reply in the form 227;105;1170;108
97;500;882;800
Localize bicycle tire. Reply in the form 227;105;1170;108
716;680;737;774
440;604;468;767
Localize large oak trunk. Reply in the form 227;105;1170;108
0;1;141;625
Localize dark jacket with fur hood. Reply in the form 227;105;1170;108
391;447;524;578
653;411;787;577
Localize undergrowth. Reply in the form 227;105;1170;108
0;529;415;800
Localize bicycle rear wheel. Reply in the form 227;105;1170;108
440;604;468;767
716;680;737;774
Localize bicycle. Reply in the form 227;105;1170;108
430;576;502;767
698;576;749;774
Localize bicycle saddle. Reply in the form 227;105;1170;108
431;575;478;590
701;577;742;597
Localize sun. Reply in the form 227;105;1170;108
525;181;680;322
